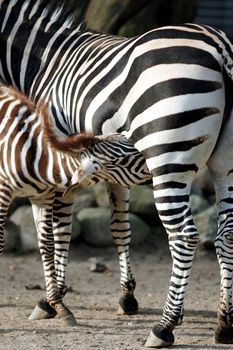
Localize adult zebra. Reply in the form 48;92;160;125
1;0;233;346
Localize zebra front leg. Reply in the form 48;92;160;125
145;178;198;347
53;191;74;298
107;183;138;315
30;192;74;320
29;197;76;326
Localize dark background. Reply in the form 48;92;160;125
72;0;233;38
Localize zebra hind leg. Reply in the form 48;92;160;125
145;176;198;347
107;183;138;315
214;212;233;344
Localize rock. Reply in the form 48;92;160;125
10;205;81;252
77;207;150;247
72;188;97;214
4;220;22;252
92;183;110;208
193;205;217;250
10;206;38;252
190;194;209;216
193;167;215;197
88;257;108;272
71;214;82;240
129;185;159;224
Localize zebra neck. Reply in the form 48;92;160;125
0;0;87;100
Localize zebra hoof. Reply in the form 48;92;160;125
117;294;138;315
177;313;184;326
58;313;77;327
215;325;233;344
28;298;57;320
145;326;174;348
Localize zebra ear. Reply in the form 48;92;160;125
63;156;99;199
63;169;92;199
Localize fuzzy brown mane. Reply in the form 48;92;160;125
39;103;101;152
0;84;35;113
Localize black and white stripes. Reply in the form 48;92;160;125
0;83;83;322
1;0;233;346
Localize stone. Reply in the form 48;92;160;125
10;205;81;252
129;185;159;225
92;182;110;208
193;166;215;197
190;194;209;216
193;204;217;250
71;214;82;240
4;220;22;253
77;207;150;247
10;206;38;252
88;257;108;272
72;188;97;214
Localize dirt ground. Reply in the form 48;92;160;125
0;239;231;350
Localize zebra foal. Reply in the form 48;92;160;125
0;83;81;323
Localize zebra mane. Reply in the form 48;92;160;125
1;0;86;31
0;83;35;112
40;104;101;153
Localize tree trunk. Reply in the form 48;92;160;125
85;0;150;34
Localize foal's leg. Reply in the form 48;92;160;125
30;191;75;323
107;183;138;314
53;190;74;297
29;193;76;325
0;183;13;253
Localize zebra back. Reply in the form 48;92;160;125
0;83;80;197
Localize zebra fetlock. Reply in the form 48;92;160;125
117;279;138;315
215;324;233;344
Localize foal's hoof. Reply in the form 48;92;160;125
55;302;77;326
145;325;174;348
215;325;233;344
117;294;138;315
177;313;183;326
58;313;77;327
28;298;57;320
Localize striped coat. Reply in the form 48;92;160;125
1;0;233;346
0;83;81;322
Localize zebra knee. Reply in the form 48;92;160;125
184;233;199;247
215;231;233;249
170;233;199;251
223;232;233;245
